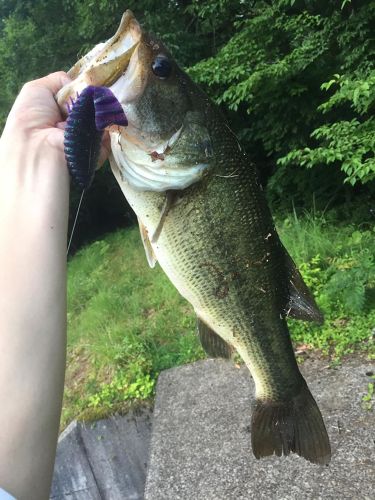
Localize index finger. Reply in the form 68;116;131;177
28;71;72;95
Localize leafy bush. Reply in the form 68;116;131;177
188;0;375;196
325;249;374;314
1;1;374;201
279;73;375;185
278;211;375;358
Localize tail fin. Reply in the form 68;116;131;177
251;384;331;465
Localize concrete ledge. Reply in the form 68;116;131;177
145;358;374;500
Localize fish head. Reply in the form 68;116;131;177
112;34;193;149
57;10;213;192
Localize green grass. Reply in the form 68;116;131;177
63;228;204;428
62;212;375;428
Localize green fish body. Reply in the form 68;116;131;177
58;10;331;465
110;91;330;464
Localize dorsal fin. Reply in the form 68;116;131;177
283;250;323;324
138;218;157;268
197;317;234;359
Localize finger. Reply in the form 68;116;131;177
30;71;72;95
46;128;66;155
56;121;67;130
98;131;111;167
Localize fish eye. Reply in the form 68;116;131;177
152;55;172;79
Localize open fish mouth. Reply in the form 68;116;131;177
56;10;142;115
57;11;142;190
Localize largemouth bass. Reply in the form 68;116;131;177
57;11;331;465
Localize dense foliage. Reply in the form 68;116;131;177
0;0;373;214
187;0;375;198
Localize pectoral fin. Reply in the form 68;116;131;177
151;190;178;243
197;317;234;359
283;250;323;324
138;218;157;268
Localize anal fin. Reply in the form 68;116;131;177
197;317;234;359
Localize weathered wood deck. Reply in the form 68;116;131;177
50;408;152;500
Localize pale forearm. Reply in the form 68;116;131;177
0;75;70;499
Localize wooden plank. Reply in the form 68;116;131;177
51;408;152;499
50;421;101;499
80;409;152;499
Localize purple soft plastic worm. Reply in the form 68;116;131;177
64;86;127;190
93;87;128;130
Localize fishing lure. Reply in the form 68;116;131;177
64;86;127;253
64;85;127;190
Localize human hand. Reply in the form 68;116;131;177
0;71;111;178
1;72;71;170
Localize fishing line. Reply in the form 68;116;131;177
66;129;94;256
67;189;85;256
63;86;127;256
